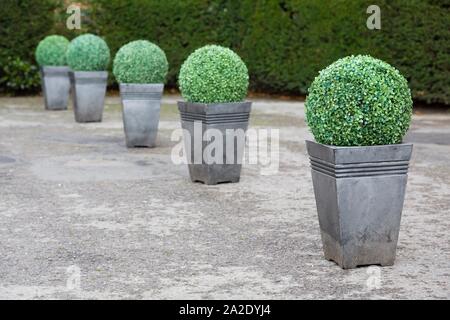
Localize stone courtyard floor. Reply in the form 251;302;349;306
0;95;449;299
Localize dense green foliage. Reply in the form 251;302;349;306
1;0;448;104
0;57;40;93
88;0;448;105
89;0;246;88
179;45;249;103
0;0;59;93
66;34;110;71
240;0;449;105
113;40;168;84
306;55;413;146
35;35;69;66
368;0;449;105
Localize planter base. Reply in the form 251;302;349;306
178;101;251;185
120;83;163;148
188;164;241;185
40;66;70;110
70;71;108;123
306;140;413;269
321;232;396;269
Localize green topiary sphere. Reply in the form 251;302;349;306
66;34;110;71
179;45;249;103
305;55;413;146
113;40;168;84
35;35;69;66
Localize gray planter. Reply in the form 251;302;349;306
306;140;413;269
69;71;108;123
178;101;251;185
40;66;70;110
119;83;163;148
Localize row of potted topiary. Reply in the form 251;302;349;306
35;34;414;270
36;34;110;121
36;34;251;184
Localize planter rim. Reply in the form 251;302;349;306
70;70;108;78
119;83;164;91
306;140;413;164
178;101;251;115
40;66;70;76
120;83;164;101
306;139;412;150
40;66;70;71
177;100;251;106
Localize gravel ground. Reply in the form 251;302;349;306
0;95;449;299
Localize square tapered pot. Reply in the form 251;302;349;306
306;140;413;269
40;66;70;110
69;71;108;123
178;101;251;185
120;83;163;148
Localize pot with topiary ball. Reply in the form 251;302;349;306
35;35;70;110
66;34;110;123
113;40;168;148
178;45;251;185
305;55;413;269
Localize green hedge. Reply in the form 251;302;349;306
0;0;91;93
87;0;450;105
368;0;450;104
0;0;59;93
88;0;246;87
240;0;449;104
1;0;449;104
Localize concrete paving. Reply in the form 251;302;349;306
0;95;449;299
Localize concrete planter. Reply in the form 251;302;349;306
306;140;413;269
119;83;163;147
69;71;108;123
40;66;70;110
178;101;251;185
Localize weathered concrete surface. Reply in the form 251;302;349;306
0;95;448;299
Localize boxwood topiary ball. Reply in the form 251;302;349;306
35;35;69;66
179;45;249;103
305;55;413;146
66;34;110;71
113;40;168;84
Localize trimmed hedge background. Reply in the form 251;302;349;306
238;0;449;104
1;0;449;105
0;0;58;92
89;0;246;87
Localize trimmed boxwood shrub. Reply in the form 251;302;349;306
35;35;69;66
66;34;110;71
179;45;249;103
306;55;413;146
113;40;168;84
